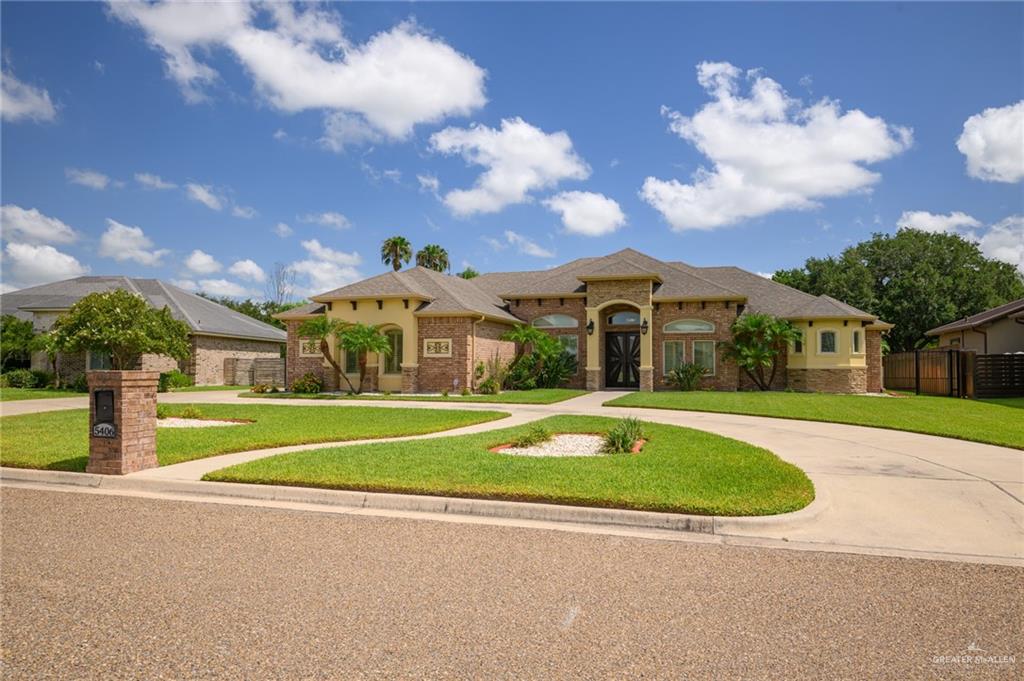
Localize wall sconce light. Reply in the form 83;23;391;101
640;318;649;335
586;319;595;335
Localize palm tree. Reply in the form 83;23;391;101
415;244;450;273
380;236;413;272
338;323;392;394
722;313;799;390
457;266;479;279
296;317;357;393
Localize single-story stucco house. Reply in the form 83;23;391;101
277;248;892;394
926;298;1024;354
0;276;286;384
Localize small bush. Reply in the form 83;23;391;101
511;425;552;448
70;374;89;392
156;404;171;419
270;386;281;393
461;386;471;396
602;417;644;454
180;405;203;419
0;374;9;388
441;388;449;397
30;370;54;388
3;369;36;388
291;372;323;394
666;363;707;391
158;369;193;393
250;383;271;394
478;377;501;395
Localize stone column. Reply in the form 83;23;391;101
639;367;654;392
86;370;159;475
586;368;602;391
401;364;419;393
584;306;600;390
362;364;380;392
639;304;654;391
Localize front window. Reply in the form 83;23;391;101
663;340;685;375
383;330;403;374
693;341;716;375
852;330;862;354
88;351;113;371
558;335;578;358
819;330;837;354
344;349;359;374
663;319;715;333
607;311;640;325
793;332;803;355
533;314;578;329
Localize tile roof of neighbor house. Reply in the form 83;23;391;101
0;276;286;342
926;298;1024;336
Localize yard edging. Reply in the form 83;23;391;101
0;466;828;536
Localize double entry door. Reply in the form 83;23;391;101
605;332;640;389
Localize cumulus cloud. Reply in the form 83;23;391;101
99;219;169;266
287;238;362;295
543;191;626;237
956;101;1024;183
231;204;258;219
896;211;982;234
417;173;440;196
319;111;382;152
228;259;266;282
978;215;1023;274
108;2;486;143
184;183;223;211
170;278;198;292
0;68;57;123
0;205;78;244
2;243;88;289
66;167;118;190
298;211;350;229
197;278;258;298
430;117;590;216
502;230;554;258
273;222;293;238
640;62;912;231
184;249;222;274
135;172;176;190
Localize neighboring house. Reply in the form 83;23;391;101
277;248;892;394
926;298;1024;354
0;276;286;384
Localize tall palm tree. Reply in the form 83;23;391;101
297;317;357;393
380;236;413;272
415;244;450;273
338;323;392;394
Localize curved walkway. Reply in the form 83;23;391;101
3;390;1022;563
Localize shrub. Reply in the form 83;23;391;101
441;388;449;397
156;404;171;419
70;374;89;392
180;405;203;419
602;417;644;454
30;369;54;388
291;372;323;394
0;374;9;388
666;362;707;391
461;386;471;396
478;377;501;395
270;386;281;393
250;383;271;394
158;369;193;393
511;425;552;448
3;369;36;388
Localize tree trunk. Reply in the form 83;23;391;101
357;356;368;395
320;339;355;393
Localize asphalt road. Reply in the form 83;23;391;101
2;488;1021;680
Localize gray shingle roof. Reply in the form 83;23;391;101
0;276;286;342
926;298;1024;336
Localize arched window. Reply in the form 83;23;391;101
607;311;641;326
663;319;715;333
533;314;578;329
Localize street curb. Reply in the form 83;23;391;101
0;466;826;536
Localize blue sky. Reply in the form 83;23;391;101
2;1;1022;298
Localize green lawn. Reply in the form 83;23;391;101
241;388;587;405
605;392;1024;449
205;415;814;516
0;387;84;402
0;404;508;472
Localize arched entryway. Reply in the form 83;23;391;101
602;304;642;388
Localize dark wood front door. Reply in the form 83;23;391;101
605;332;641;388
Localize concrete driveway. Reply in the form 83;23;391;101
3;389;1022;564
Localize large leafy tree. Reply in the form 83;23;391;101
457;266;479;280
49;290;191;370
415;244;450;273
723;313;799;391
0;314;35;371
296;317;357;393
338;323;392;394
773;229;1024;352
381;236;413;272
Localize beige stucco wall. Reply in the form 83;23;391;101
787;319;868;370
323;297;421;392
938;317;1024;354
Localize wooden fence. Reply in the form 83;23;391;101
974;354;1024;398
883;349;1024;398
223;357;285;387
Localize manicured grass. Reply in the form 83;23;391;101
205;415;814;516
605;391;1024;449
0;404;508;472
240;388;587;405
0;388;84;402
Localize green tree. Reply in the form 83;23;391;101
457;266;479;279
197;294;304;331
500;324;552;363
415;244;450;273
0;315;35;371
30;332;61;388
774;229;1024;352
337;323;392;394
723;313;799;391
381;236;413;272
49;290;191;370
296;317;357;393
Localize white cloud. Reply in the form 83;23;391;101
98;219;169;265
956;101;1024;183
273;128;288;141
231;204;258;219
503;230;554;258
184;249;222;274
66;167;116;190
135;172;176;190
171;278;198;292
417;173;440;195
0;205;78;244
197;278;257;298
228;258;266;282
298;211;350;229
184;182;223;211
94;60;105;74
2;243;88;289
482;236;506;252
978;215;1024;274
430;117;591;216
319;111;382;152
273;222;293;238
109;3;486;143
897;211;982;234
543;191;626;237
640;61;912;231
287;239;362;295
0;69;57;123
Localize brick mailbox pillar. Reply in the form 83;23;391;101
86;370;160;475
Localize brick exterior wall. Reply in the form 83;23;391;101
652;301;739;391
508;298;586;389
866;329;883;393
139;353;181;373
86;371;159;475
471;320;518;389
788;367;867;393
285;321;338;391
187;335;282;385
417;317;473;393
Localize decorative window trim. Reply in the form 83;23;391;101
663;340;685;376
692;340;716;376
423;338;453;358
533;314;579;329
817;329;838;355
298;337;321;358
663;319;715;334
607;311;641;326
851;329;863;355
